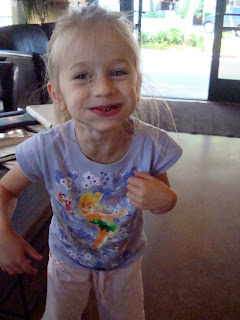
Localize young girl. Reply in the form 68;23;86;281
0;4;182;320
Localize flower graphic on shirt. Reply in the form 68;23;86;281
100;172;111;186
67;249;77;260
96;187;113;201
106;205;114;212
81;171;101;189
83;253;92;261
60;177;73;190
59;229;68;241
122;167;137;182
113;167;137;191
105;203;123;215
56;170;78;190
76;228;94;242
113;203;122;214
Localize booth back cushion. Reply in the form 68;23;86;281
0;24;48;55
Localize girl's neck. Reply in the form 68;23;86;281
74;122;134;164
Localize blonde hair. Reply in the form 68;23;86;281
46;3;175;136
46;3;141;124
79;192;102;208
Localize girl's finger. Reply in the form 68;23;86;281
133;171;154;180
23;240;43;261
126;192;142;207
128;199;141;209
127;176;141;187
6;266;22;276
12;264;25;274
126;183;139;195
20;259;38;275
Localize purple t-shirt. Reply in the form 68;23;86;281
16;119;182;270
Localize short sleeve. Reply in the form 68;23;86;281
151;130;182;176
16;134;44;182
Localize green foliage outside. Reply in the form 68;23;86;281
143;4;203;21
175;0;203;19
176;0;190;18
188;33;205;47
194;0;204;19
22;0;52;23
141;29;205;50
142;11;166;19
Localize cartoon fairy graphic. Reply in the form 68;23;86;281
79;192;127;249
55;170;79;215
58;192;74;215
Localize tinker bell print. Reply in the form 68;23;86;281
79;192;127;249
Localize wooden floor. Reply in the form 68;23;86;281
1;132;240;320
142;132;240;320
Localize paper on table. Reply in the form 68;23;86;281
1;160;17;169
0;128;34;148
0;144;17;163
26;104;54;130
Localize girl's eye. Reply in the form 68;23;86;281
111;70;127;77
74;73;90;80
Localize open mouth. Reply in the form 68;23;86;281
90;104;121;117
95;104;119;111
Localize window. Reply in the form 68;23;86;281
136;0;217;100
0;0;12;27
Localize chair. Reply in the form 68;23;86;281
41;22;55;40
0;62;18;112
0;24;50;109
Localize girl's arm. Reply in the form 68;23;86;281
126;170;177;214
0;163;43;275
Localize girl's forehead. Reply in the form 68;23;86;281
59;24;134;64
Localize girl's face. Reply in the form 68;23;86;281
48;26;141;135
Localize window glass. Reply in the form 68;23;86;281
136;0;217;100
98;0;120;11
223;6;240;28
0;0;12;26
218;32;240;80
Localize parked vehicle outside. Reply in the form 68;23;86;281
203;6;240;36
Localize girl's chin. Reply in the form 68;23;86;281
74;116;129;135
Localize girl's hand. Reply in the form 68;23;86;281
0;227;43;275
127;170;177;214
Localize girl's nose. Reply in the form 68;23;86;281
92;75;115;97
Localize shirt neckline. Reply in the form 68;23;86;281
66;120;140;169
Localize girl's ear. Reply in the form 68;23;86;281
47;82;67;112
